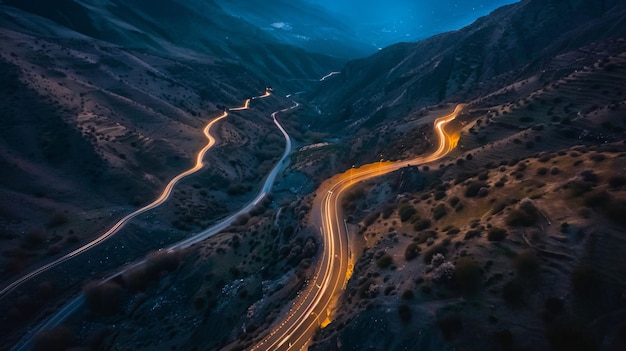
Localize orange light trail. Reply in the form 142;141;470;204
0;90;271;298
251;104;464;351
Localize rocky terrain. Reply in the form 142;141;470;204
1;0;625;351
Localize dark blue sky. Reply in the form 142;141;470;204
307;0;519;45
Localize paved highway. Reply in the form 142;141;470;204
252;104;464;350
0;90;270;298
10;95;299;351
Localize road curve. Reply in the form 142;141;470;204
252;104;464;351
0;90;271;298
10;98;299;351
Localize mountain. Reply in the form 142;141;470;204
1;0;345;91
310;0;626;128
0;0;325;317
214;0;376;59
2;1;626;350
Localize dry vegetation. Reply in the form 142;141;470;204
0;27;290;345
310;142;626;351
39;195;321;351
309;41;626;351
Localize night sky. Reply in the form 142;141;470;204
307;0;520;44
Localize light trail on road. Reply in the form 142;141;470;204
320;71;341;82
9;95;299;351
0;90;271;298
252;104;464;351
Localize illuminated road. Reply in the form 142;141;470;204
0;90;270;298
10;97;299;351
252;104;464;351
320;71;341;81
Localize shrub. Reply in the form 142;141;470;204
446;227;460;235
434;190;446;200
487;227;507;241
145;250;181;277
433;204;447;220
536;167;549;176
413;219;432;231
608;175;626;188
363;212;379;226
381;206;394;219
566;180;593;197
449;196;460;207
464;229;481;240
404;243;421;261
416;230;437;244
358;279;379;299
583;190;611;209
505;200;540;227
454;257;482;295
398;205;417;222
590;153;606;162
580;170;599;183
433;261;455;282
465;181;488;197
376;254;394;269
477;187;490;197
423;244;448;264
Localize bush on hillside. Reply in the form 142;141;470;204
487;227;507;241
608;175;626;188
505;200;540;227
398;204;417;222
433;203;448;220
376;254;394;269
465;181;488;197
454;257;482;295
404;242;421;261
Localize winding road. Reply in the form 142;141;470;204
10;94;299;351
252;104;464;350
0;90;270;298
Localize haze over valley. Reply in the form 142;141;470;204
0;1;625;350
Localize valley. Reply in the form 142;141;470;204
1;1;626;351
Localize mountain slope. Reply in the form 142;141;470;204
311;0;626;127
215;0;375;59
1;0;344;91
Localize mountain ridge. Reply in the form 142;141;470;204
1;0;345;92
311;0;626;128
